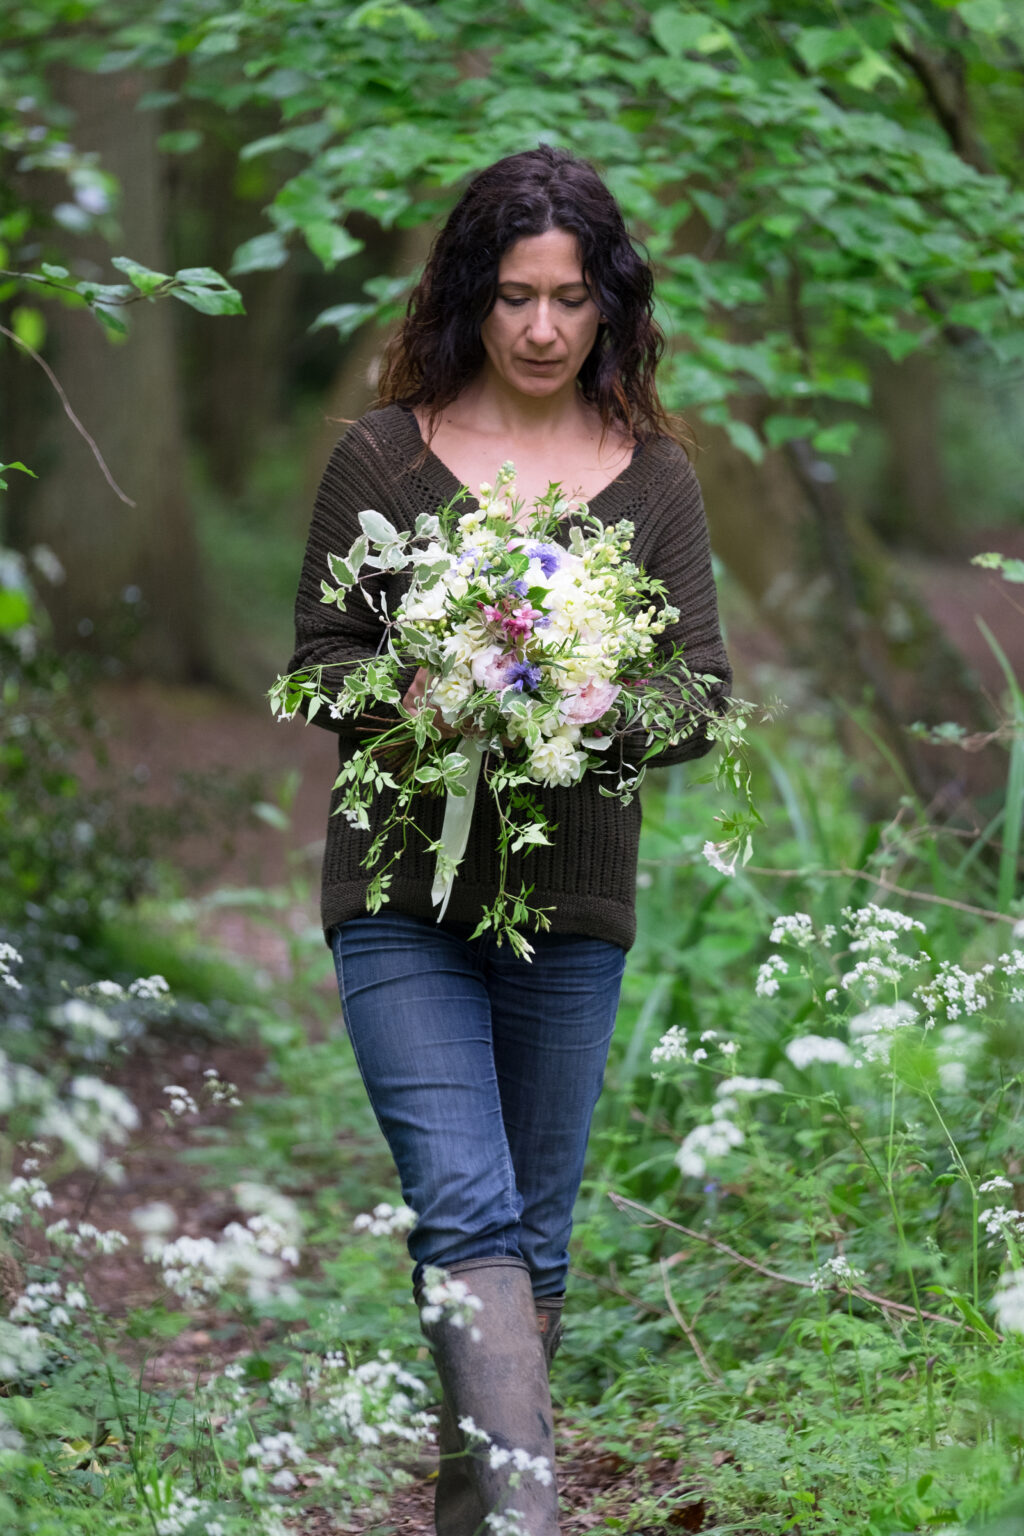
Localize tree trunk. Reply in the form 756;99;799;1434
871;352;957;552
5;67;210;681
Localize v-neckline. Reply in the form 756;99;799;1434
396;404;644;518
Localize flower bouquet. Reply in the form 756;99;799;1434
271;463;737;956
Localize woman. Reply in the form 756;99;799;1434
288;145;731;1535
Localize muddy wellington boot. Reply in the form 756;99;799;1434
420;1256;561;1536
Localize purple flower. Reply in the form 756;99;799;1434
508;578;529;597
507;659;543;693
525;542;563;578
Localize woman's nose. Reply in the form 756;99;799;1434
527;300;556;346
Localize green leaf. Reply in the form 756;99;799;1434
230;232;289;275
764;415;816;449
0;589;32;632
359;509;400;544
11;306;45;352
812;422;859;455
721;418;764;462
794;27;858;71
346;0;438;40
157;130;202;154
651;9;718;57
957;0;1013;35
309;302;376;339
41;263;69;280
169;269;245;316
846;49;903;92
303;221;364;270
111;256;172;295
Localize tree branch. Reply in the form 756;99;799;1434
608;1192;997;1338
0;324;135;506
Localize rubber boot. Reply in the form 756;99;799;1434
430;1287;565;1534
420;1256;561;1536
535;1296;565;1368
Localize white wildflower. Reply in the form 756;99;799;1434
128;975;170;1000
769;913;834;948
785;1035;854;1069
755;954;788;998
842;904;925;949
980;1207;1024;1247
0;1319;45;1379
848;1002;918;1061
50;998;121;1041
0;943;24;991
810;1255;866;1293
702;841;738;877
993;1269;1024;1334
163;1085;199;1117
203;1068;242;1108
915;961;992;1021
353;1201;418;1237
419;1267;485;1331
651;1026;688;1065
980;1176;1014;1194
715;1076;782;1097
45;1218;128;1256
67;1076;140;1134
675;1117;744;1179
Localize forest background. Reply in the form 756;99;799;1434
2;2;1024;1534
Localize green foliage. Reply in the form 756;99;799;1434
4;0;1024;453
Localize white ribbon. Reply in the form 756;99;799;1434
430;740;485;922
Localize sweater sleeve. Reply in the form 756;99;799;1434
618;444;732;768
286;418;417;740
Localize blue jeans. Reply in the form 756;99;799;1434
330;913;625;1298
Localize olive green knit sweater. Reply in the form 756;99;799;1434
288;404;731;951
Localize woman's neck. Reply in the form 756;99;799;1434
438;370;592;447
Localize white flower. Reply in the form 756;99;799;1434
702;841;738;877
716;1076;783;1097
810;1255;866;1293
768;913;832;949
401;581;448;623
128;975;170;1000
353;1201;417;1236
418;1267;484;1330
849;1002;918;1038
979;1176;1013;1194
675;1117;744;1178
431;666;475;720
785;1035;853;1069
527;735;587;788
842;904;926;948
755;954;788;998
993;1269;1024;1334
980;1207;1024;1247
163;1085;199;1117
651;1026;688;1066
0;943;24;991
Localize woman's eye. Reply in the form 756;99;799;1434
500;296;530;308
560;299;587;309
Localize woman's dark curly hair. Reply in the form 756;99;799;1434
378;145;672;444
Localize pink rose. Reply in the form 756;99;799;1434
470;644;513;692
561;679;620;725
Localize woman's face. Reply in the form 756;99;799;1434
478;228;601;400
